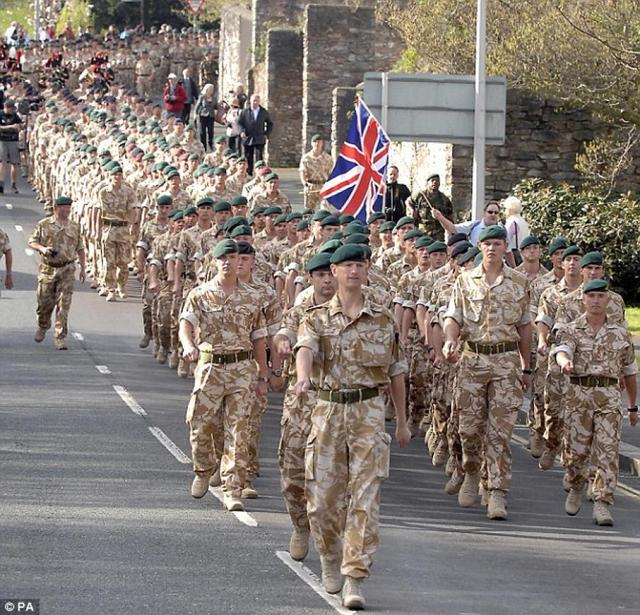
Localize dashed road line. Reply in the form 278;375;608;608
15;224;23;231
207;486;259;527
72;332;84;341
113;385;148;417
275;551;355;615
24;248;34;256
95;365;111;375
148;426;191;464
5;203;13;210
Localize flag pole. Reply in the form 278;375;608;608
472;0;486;221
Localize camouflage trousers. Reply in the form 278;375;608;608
171;279;196;353
186;357;256;498
154;282;173;352
430;362;455;447
101;226;131;292
303;188;323;210
305;395;390;579
277;387;316;530
447;372;463;476
408;332;432;431
564;383;622;505
136;77;153;98
140;275;153;337
527;348;545;437
543;358;567;452
456;350;523;492
36;264;75;340
247;379;267;481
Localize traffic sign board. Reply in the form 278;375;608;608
185;0;205;14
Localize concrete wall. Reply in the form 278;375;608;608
219;4;253;98
265;29;304;167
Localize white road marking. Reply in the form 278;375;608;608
5;203;13;210
15;224;23;231
113;385;147;417
148;426;191;464
208;487;258;527
95;365;111;375
24;248;34;256
72;332;84;341
275;551;355;615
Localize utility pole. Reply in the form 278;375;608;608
472;0;486;221
34;0;41;42
140;0;145;31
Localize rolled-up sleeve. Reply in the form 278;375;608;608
295;311;320;354
444;279;464;327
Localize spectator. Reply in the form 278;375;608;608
163;73;187;119
194;83;218;151
503;196;530;266
238;94;273;176
180;67;199;125
234;83;247;109
226;97;243;155
60;20;75;40
384;165;411;223
0;99;23;194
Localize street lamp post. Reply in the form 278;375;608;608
472;0;487;221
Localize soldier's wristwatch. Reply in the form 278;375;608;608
628;406;638;413
272;368;283;377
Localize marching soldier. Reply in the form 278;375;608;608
405;173;453;242
299;134;333;210
28;196;85;350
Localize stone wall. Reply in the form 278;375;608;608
219;5;253;98
265;29;304;167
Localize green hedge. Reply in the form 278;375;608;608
513;179;640;303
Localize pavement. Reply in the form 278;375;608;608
1;174;640;615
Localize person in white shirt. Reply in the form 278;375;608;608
503;196;530;265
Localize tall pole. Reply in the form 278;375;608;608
34;0;41;42
472;0;486;221
140;0;145;31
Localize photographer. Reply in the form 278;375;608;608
162;72;186;119
0;98;22;194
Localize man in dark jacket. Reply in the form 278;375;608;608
384;165;411;223
180;68;199;125
238;94;273;175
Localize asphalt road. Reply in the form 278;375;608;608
1;176;640;615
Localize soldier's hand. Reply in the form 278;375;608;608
395;423;412;448
629;411;638;427
4;273;13;289
269;373;284;392
561;360;574;375
148;281;158;293
519;372;532;392
294;377;311;397
537;342;548;355
183;345;199;363
442;340;459;363
78;269;86;284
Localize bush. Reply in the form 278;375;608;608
513;178;640;303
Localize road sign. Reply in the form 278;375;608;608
185;0;205;14
363;72;507;146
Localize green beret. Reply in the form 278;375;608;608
342;224;369;237
229;225;252;238
311;209;331;222
318;239;343;254
157;194;173;206
519;235;540;250
451;241;472;259
224;216;250;233
548;237;568;256
296;220;310;231
183;206;197;217
330;244;369;264
427;241;447;254
562;245;582;260
214;135;226;144
395;216;414;230
165;169;180;180
306;252;332;273
86;145;98;154
344;233;370;246
109;165;123;175
188;153;200;161
580;251;603;268
302;208;314;216
367;212;385;224
583;279;608;294
163;165;178;176
236;240;255;255
319;215;340;227
274;214;288;225
404;228;424;241
236;156;247;163
286;212;303;222
213;166;227;176
254;160;266;168
99;158;112;168
264;206;283;216
330;231;345;241
227;152;239;160
474;252;483;266
231;196;248;207
214;201;232;212
427;172;440;182
310;134;324;143
196;197;214;208
54;196;73;207
265;172;279;182
223;149;234;156
339;215;355;225
171;209;184;221
157;161;169;170
415;236;434;250
252;207;267;217
206;167;217;177
87;157;97;165
142;153;155;161
457;247;480;266
212;239;238;259
478;225;507;242
380;221;396;233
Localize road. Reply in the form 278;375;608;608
1;176;639;615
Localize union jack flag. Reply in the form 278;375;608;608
320;99;390;222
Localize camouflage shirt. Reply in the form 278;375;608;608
29;217;83;271
97;183;137;223
555;286;626;329
405;190;453;241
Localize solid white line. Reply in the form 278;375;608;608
113;385;147;417
24;248;34;256
275;551;354;615
208;487;259;527
95;365;111;375
5;203;13;210
72;332;84;341
15;224;23;232
148;426;191;464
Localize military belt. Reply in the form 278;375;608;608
199;350;254;365
569;375;618;388
45;259;74;268
465;341;519;355
318;387;379;404
102;219;128;227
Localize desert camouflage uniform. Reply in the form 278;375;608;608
149;230;175;355
296;293;407;579
405;190;453;242
249;189;292;214
553;316;636;504
299;150;333;210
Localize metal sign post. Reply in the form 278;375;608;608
472;0;487;220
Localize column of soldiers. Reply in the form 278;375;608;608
23;74;637;610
